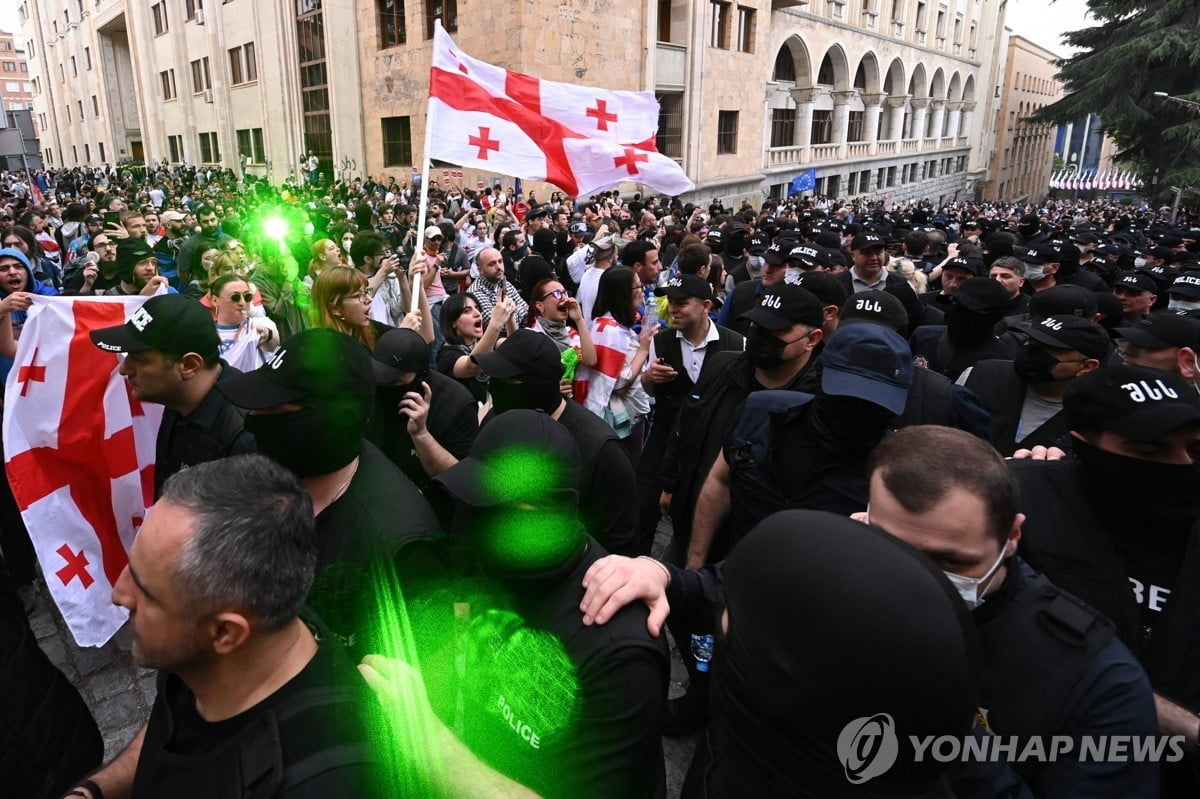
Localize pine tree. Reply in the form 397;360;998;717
1035;0;1200;199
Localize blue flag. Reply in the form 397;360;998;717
789;168;817;195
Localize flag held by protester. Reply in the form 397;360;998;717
427;24;694;198
790;168;818;195
3;296;162;647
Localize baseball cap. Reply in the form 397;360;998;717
941;256;985;277
216;328;375;410
851;233;886;251
654;274;713;302
786;270;846;308
739;284;824;331
786;244;824;270
1064;365;1200;442
424;225;444;239
839;290;909;332
434;409;579;508
1169;273;1200;298
1116;312;1200;350
748;231;770;254
951;277;1011;313
90;294;220;359
160;210;187;224
372;328;431;383
1018;245;1058;265
84;214;104;225
762;242;790;266
1113;271;1157;294
819;325;914;414
1028;285;1099;319
470;328;564;384
1025;315;1110;360
704;229;724;254
568;221;588;236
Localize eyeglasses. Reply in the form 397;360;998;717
224;292;253;303
96;242;117;249
538;289;568;301
345;290;373;303
632;284;644;292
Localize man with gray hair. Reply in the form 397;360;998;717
68;455;382;799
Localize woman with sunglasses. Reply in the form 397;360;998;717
209;273;279;370
525;278;598;379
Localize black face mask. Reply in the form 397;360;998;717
945;303;999;343
1074;438;1200;521
463;505;586;580
489;379;563;415
746;326;790;371
807;394;896;452
244;404;364;478
1011;345;1062;385
1018;223;1039;239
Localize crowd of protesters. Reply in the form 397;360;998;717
2;161;1200;798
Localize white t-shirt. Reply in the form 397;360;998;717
577;266;604;323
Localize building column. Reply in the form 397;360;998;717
960;102;976;140
928;99;946;139
886;95;909;141
908;97;930;140
945;101;964;138
831;90;856;143
789;87;820;152
862;93;887;142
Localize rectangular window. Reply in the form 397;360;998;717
236;127;266;162
810;109;832;144
915;0;926;29
84;143;90;162
152;2;168;35
45;148;52;165
953;14;962;42
378;0;406;48
6;62;18;74
72;145;78;164
199;131;220;163
92;95;98;116
84;46;91;69
736;6;754;53
717;109;738;154
228;43;257;85
77;100;83;120
847;110;865;142
381;116;413;166
710;1;730;49
0;41;10;51
99;142;105;162
656;93;683;158
424;0;458;39
770;107;796;148
185;0;198;21
887;165;897;186
70;56;76;77
191;58;211;92
160;69;176;100
936;8;945;37
168;134;183;163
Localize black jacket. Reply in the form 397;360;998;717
963;359;1069;456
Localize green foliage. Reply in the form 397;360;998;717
1035;0;1200;197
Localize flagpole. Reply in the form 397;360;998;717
411;21;442;312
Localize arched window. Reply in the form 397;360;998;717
853;63;867;91
817;54;836;85
773;46;796;82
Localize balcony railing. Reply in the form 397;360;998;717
654;42;686;89
811;143;840;160
763;135;970;170
848;142;871;157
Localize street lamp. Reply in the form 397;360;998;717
1153;92;1200;115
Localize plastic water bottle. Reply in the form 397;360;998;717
690;633;714;673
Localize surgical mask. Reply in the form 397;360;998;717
1169;298;1200;312
1133;257;1148;269
342;238;354;252
785;267;803;284
747;255;765;273
1023;263;1046;281
942;548;1007;609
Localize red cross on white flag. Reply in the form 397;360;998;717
3;296;163;646
427;24;693;198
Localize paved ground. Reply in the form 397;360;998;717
28;518;699;794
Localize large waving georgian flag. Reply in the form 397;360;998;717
4;296;162;646
428;24;694;198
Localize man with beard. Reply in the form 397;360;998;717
690;323;912;557
1014;365;1200;797
153;209;190;289
105;239;172;296
963;315;1108;456
909;277;1016;381
176;204;228;285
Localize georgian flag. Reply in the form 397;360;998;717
572;314;636;418
428;24;694;198
3;296;163;646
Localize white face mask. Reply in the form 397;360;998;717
942;548;1008;609
1134;257;1148;269
1169;298;1200;312
1023;264;1046;281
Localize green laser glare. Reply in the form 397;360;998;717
479;508;583;575
481;447;570;505
262;216;289;242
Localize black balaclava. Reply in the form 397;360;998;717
244;398;367;479
710;510;979;798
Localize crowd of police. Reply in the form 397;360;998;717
1;163;1200;798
